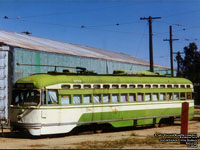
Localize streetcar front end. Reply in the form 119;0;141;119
9;83;42;136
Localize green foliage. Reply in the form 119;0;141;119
178;42;200;83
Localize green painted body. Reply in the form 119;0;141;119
78;106;194;127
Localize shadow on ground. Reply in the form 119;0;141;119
0;121;182;139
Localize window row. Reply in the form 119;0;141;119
44;90;193;105
60;83;192;90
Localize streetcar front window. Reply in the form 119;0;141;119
12;90;40;106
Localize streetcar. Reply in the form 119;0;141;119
9;68;194;136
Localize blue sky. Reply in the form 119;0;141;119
0;0;200;69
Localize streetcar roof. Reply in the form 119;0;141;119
15;74;192;89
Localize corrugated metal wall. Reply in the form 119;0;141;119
0;50;8;121
13;47;169;82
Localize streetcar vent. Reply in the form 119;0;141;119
113;70;126;75
63;70;73;73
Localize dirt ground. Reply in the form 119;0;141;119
0;109;200;149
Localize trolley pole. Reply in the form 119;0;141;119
140;16;161;72
163;25;179;77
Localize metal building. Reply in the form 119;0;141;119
0;30;170;123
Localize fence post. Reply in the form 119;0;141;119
180;102;189;144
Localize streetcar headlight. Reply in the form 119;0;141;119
17;115;22;120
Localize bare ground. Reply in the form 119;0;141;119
0;109;200;149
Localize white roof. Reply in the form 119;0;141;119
0;30;168;69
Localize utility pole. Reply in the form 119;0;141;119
140;16;161;72
163;25;179;77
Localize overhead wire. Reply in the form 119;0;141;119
163;9;200;18
2;16;148;35
2;4;200;42
85;20;141;28
155;20;186;27
135;23;148;58
13;3;138;19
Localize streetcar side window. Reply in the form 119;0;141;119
61;95;71;105
112;94;119;103
137;93;144;101
187;92;192;99
121;94;128;103
61;85;71;89
93;94;101;104
83;95;92;104
145;85;151;88
180;85;185;88
103;94;110;103
180;93;186;100
160;93;166;101
167;85;172;88
73;85;81;89
129;85;135;88
174;85;179;88
186;85;191;88
152;93;159;101
153;85;158;88
121;85;127;88
145;93;151;101
129;93;136;102
137;85;143;88
103;85;110;89
160;85;165;88
48;90;58;104
84;85;91;89
93;84;101;89
73;95;82;104
112;85;119;89
167;93;173;100
174;93;179;100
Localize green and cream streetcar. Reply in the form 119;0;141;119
9;69;194;136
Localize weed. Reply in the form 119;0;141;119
130;132;137;136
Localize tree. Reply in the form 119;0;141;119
177;42;200;83
176;42;200;105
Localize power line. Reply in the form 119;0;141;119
163;9;200;18
84;26;148;35
85;20;141;28
12;3;137;19
3;15;142;28
154;28;186;36
135;24;148;58
2;17;147;35
3;17;82;28
155;20;186;27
